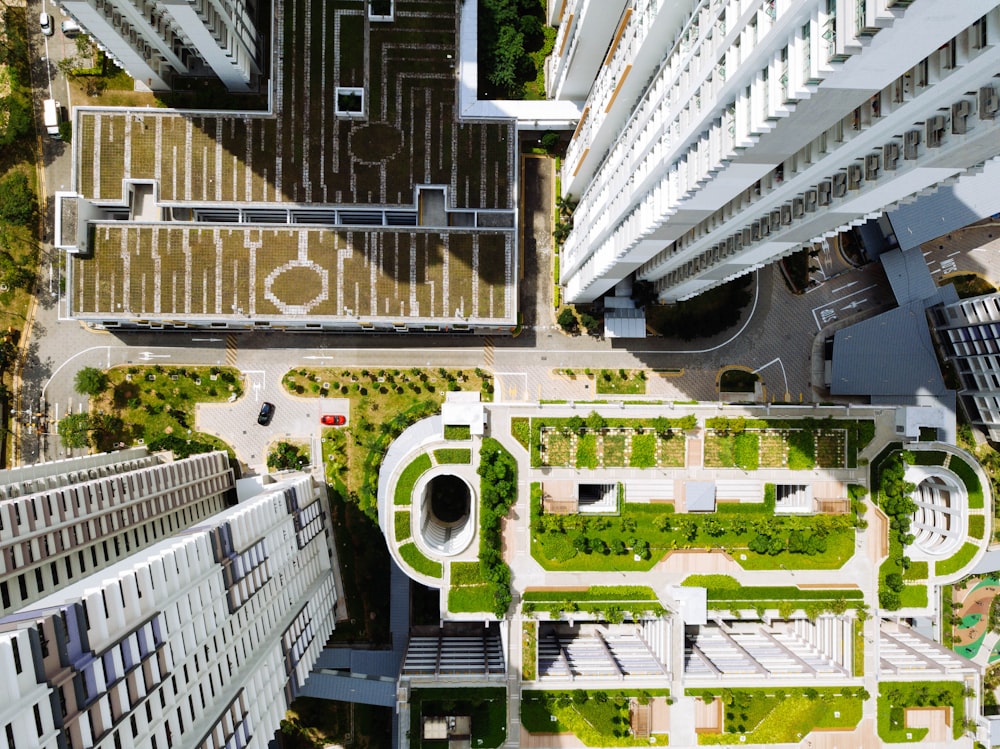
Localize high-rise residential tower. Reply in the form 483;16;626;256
0;453;338;749
555;0;1000;303
60;0;262;91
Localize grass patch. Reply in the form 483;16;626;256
969;515;985;540
899;584;928;608
511;417;530;449
445;424;472;440
903;561;928;580
395;453;432;505
602;434;627;466
448;562;493;613
410;688;506;749
949;454;984;509
522;586;657;602
630;433;656;468
521;690;670;747
394;510;411;542
687;687;864;744
596;369;647;395
854;618;865;676
89;366;242;455
399;543;442;578
878;681;965;742
434;448;472;464
522;621;537;681
576;433;598;469
936;542;979;577
719;368;758;392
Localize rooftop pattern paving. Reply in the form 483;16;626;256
74;0;514;209
70;224;512;322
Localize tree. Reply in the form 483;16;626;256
585;410;606;431
74;367;108;396
488;25;524;95
58;413;91;448
267;441;309;471
578;312;600;333
557;307;578;332
0;172;36;225
0;96;32;147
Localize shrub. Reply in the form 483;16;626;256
557;307;578;332
0;172;36;225
74;367;109;396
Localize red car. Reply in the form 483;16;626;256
320;414;346;426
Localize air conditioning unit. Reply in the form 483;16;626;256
953;99;972;133
751;222;761;241
832;172;847;198
741;227;752;245
804;189;818;212
759;216;770;235
883;142;900;170
818;181;832;206
848;164;863;189
980;86;999;119
926;115;946;147
792;198;804;218
780;205;792;225
865;153;880;181
904;129;920;159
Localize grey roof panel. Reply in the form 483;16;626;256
880;248;938;307
685;481;716;512
299;671;397;707
831;302;947;396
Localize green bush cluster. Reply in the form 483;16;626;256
878;681;965;742
479;438;518;617
875;450;917;610
267;441;309;471
479;0;547;98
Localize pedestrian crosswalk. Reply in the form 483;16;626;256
483;336;495;368
225;334;238;367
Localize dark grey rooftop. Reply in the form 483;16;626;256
880;248;939;308
831;301;948;397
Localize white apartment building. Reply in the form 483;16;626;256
0;469;337;749
556;0;1000;303
60;0;261;91
0;449;234;618
932;292;1000;440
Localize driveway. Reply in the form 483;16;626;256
195;367;348;471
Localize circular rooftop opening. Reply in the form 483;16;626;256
429;474;470;523
419;472;475;556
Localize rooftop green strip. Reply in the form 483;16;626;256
521;622;537;681
444;424;472;440
595;369;647;395
530;414;694;468
530;486;855;571
448;561;492;613
433;448;472;464
969;515;986;540
687;687;865;745
479;438;518;617
875;448;919;610
398;543;442;579
936;542;980;577
878;681;965;742
521;690;670;747
410;688;506;749
395;453;432;505
394;510;411;543
511;417;530;450
949;453;985;509
522;586;658;602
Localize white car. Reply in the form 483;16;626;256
39;12;53;36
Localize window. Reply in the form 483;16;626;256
1;581;9;609
5;723;14;749
12;638;22;673
33;704;43;736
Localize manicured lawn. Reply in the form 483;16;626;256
659;432;686;466
445;424;472;440
936;542;980;576
523;586;658;602
511;417;530;449
399;543;442;578
899;584;928;608
704;432;759;469
542;431;573;466
949;454;984;509
91;366;243;455
969;515;986;539
758;433;786;467
395;453;431;505
602;434;627;466
394;510;411;542
596;369;647;395
434;448;471;464
531;416;694;468
410;688;506;749
878;681;965;742
576;433;598;469
521;690;670;747
687;688;863;744
630;433;656;468
788;430;817;469
903;561;929;580
448;561;492;613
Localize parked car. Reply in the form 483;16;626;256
60;18;81;37
40;12;53;36
257;402;275;426
320;414;346;426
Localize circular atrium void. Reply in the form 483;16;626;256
419;472;475;556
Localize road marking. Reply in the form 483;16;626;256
946;250;961;258
810;284;876;330
831;281;858;294
483;336;495;368
225;334;238;366
842;298;867;311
